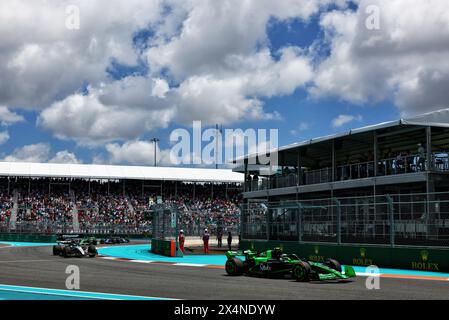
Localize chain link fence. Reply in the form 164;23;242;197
241;192;449;247
178;222;239;237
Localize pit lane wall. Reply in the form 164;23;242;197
151;239;183;257
0;233;57;243
239;240;449;273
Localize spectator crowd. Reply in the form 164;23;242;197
0;178;242;235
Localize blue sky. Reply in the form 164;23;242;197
0;1;445;166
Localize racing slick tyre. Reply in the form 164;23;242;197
88;245;98;258
225;258;244;276
53;245;62;256
324;258;342;272
293;261;311;282
62;246;71;258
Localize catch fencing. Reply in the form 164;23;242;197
241;192;449;247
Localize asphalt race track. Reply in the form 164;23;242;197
0;244;448;300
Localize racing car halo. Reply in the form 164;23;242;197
225;248;356;282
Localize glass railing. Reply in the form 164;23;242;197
244;153;449;192
377;154;427;176
336;161;375;181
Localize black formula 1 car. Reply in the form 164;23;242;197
53;240;98;258
100;237;130;244
225;248;356;281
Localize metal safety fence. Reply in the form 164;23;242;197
241;192;449;247
0;221;151;236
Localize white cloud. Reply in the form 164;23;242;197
49;150;82;164
169;47;311;126
103;140;172;166
37;77;175;146
0;106;24;126
2;143;51;163
0;131;10;145
38;47;309;144
290;122;311;135
0;0;164;110
4;0;448;149
146;0;349;79
311;0;449;116
2;143;82;164
331;114;362;128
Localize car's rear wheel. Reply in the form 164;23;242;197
53;245;62;256
324;258;342;272
225;258;244;276
63;246;70;258
88;245;97;258
293;261;311;282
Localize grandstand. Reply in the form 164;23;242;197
236;108;449;271
0;163;243;237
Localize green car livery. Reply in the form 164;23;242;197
225;247;356;282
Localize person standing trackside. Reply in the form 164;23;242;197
217;230;223;248
202;228;210;254
179;230;185;254
227;232;232;251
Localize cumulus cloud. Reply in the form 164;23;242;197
146;0;349;79
3;0;449;152
0;131;10;145
103;140;172;166
4;0;352;147
290;122;311;136
331;114;362;128
2;142;82;163
2;143;51;163
310;0;449;116
0;106;24;126
0;0;164;110
49;150;83;164
38;48;311;145
170;47;311;125
37;77;175;146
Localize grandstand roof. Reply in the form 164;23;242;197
0;162;244;183
235;107;449;164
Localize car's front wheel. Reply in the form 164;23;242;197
293;261;311;282
53;245;62;256
88;245;97;258
324;258;342;272
62;246;71;258
225;258;244;276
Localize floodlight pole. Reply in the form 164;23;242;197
152;138;160;167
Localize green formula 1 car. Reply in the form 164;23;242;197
225;248;356;282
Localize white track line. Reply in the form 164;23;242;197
99;256;118;260
175;263;207;267
0;284;177;300
129;260;155;264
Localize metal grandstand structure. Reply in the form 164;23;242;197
0;165;243;236
237;108;449;247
